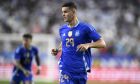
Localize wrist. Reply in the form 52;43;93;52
86;43;90;49
22;69;26;73
37;66;41;70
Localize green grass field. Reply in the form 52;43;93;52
0;80;139;84
0;80;58;84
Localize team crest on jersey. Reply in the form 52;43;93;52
25;52;30;57
68;31;72;37
62;33;65;36
75;30;80;37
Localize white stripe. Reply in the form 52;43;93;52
83;52;90;72
12;69;18;76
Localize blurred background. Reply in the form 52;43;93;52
0;0;140;84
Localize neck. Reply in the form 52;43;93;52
24;44;30;49
68;16;78;28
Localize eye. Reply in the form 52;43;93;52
63;11;67;13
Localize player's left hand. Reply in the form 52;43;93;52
36;67;41;75
77;44;89;52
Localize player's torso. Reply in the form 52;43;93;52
16;46;36;71
20;48;34;66
59;23;91;72
60;24;90;52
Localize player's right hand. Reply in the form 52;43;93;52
23;70;31;77
51;49;58;56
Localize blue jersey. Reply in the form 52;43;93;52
59;21;101;74
13;45;38;75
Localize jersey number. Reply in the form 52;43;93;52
66;38;74;47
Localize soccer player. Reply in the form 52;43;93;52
51;2;106;84
11;33;41;84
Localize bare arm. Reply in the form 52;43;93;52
58;42;62;51
14;60;30;76
87;38;106;48
14;60;26;72
77;38;106;51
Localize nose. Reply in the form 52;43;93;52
62;13;65;17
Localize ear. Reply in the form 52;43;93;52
71;8;76;15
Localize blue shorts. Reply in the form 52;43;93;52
59;71;87;84
11;73;33;84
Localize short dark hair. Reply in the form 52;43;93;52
62;2;77;9
23;33;32;39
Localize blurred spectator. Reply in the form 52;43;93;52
0;0;140;68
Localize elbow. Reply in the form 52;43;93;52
100;39;106;48
91;39;106;48
102;42;106;48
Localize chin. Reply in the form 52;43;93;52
65;20;70;23
64;19;67;22
63;18;68;22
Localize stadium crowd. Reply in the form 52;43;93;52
0;0;140;68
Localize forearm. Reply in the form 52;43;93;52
87;39;106;48
14;61;26;72
58;42;62;51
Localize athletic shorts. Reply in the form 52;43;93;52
11;73;33;84
59;71;87;84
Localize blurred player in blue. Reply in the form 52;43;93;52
51;2;106;84
11;33;41;84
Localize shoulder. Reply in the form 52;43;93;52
80;22;94;28
31;46;38;51
31;46;39;55
59;24;67;31
15;45;23;53
31;45;38;52
79;22;96;31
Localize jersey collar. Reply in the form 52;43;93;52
67;19;80;28
22;45;32;50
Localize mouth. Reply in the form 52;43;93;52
63;17;66;19
63;18;67;21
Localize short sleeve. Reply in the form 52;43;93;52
15;48;21;60
86;24;101;42
34;47;39;56
59;26;64;40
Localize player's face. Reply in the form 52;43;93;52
23;38;32;47
62;7;75;22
